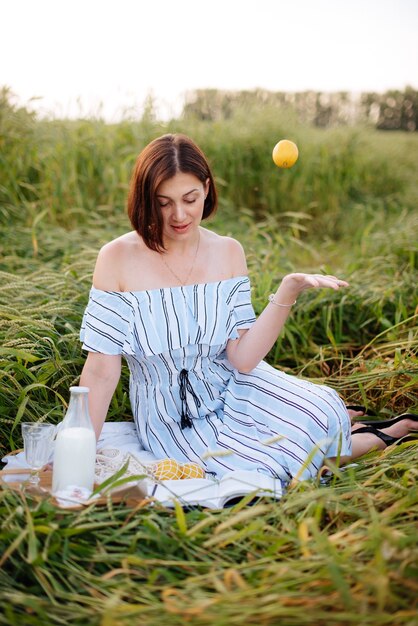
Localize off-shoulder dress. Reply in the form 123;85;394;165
80;276;351;483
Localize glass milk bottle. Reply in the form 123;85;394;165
52;386;96;494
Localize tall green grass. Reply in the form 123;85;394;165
0;459;417;626
1;89;414;238
0;90;417;624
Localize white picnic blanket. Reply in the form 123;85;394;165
1;422;286;508
2;422;159;482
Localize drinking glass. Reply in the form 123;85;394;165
21;422;56;485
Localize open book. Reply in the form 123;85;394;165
151;469;282;509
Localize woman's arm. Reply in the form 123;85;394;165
79;241;126;439
79;352;122;439
227;272;348;373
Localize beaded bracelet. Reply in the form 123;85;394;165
268;294;297;308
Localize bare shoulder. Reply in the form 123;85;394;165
201;229;247;277
222;234;246;256
93;232;143;290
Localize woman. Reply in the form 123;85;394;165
80;133;417;483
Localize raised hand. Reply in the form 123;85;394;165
281;272;349;294
267;273;349;309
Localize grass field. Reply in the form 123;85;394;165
0;91;417;625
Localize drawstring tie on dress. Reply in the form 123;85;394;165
179;369;201;429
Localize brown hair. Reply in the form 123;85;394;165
127;133;218;251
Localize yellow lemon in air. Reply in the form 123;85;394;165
272;140;299;168
180;462;206;479
152;458;183;480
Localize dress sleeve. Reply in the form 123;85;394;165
80;288;133;355
228;277;256;338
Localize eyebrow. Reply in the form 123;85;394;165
156;188;199;199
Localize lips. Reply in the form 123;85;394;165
171;223;191;232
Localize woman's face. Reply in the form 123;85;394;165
156;172;209;243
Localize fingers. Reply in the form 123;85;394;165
282;273;349;293
305;274;349;290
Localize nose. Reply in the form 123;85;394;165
172;203;187;222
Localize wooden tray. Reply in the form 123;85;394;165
0;466;149;509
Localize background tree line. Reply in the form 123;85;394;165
182;87;418;131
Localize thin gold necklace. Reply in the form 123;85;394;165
161;232;201;286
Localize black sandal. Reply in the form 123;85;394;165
356;413;418;428
352;425;418;447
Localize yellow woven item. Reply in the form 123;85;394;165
180;462;206;479
152;458;182;480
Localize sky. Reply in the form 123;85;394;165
2;0;418;121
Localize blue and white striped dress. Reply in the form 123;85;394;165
80;276;352;483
